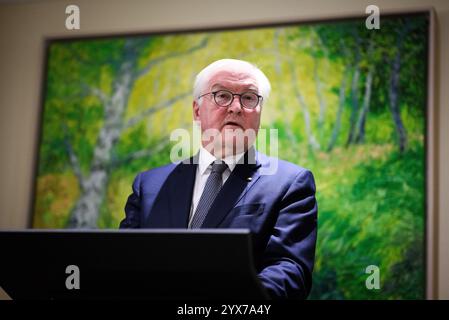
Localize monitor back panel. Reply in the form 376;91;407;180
0;230;268;300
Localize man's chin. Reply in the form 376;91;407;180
201;127;257;157
222;136;251;156
214;144;248;158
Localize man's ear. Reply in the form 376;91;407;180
193;100;200;121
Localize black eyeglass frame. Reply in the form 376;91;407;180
197;90;263;109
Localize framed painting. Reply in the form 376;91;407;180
31;10;433;299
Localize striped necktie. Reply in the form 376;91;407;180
189;161;228;228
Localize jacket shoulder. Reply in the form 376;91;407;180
133;162;178;194
139;162;177;179
257;152;312;177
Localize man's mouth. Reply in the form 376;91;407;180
223;121;243;129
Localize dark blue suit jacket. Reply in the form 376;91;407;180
120;150;318;299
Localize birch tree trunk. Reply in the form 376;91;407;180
314;50;327;130
345;63;360;147
289;60;320;151
274;29;298;146
389;46;407;153
67;38;209;228
345;34;362;147
355;67;374;144
327;67;350;152
67;48;136;228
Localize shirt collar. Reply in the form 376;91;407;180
198;146;246;175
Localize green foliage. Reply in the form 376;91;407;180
309;141;424;299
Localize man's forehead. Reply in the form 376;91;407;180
208;70;258;90
211;82;258;91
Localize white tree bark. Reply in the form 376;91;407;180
67;38;209;228
68;56;134;228
288;60;320;151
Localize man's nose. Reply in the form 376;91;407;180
227;95;243;114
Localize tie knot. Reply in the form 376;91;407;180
210;161;228;174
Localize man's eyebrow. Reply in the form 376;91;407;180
211;84;259;91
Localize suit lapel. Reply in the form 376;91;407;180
167;156;197;227
201;149;262;228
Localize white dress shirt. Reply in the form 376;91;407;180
188;146;245;226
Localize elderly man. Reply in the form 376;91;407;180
120;59;318;299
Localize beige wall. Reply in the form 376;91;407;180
0;0;447;299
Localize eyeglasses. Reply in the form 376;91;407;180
198;90;263;109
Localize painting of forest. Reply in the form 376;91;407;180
32;13;429;299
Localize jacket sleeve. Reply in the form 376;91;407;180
257;169;318;299
119;172;142;229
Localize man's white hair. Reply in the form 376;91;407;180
193;59;271;105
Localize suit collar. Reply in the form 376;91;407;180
197;146;247;174
167;147;265;228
